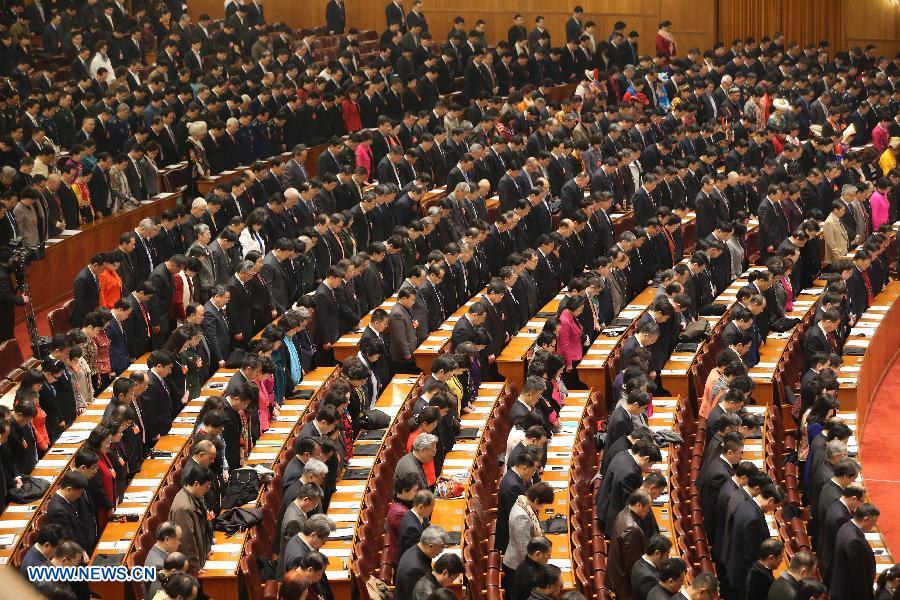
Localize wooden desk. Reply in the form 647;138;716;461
327;376;420;600
539;390;592;591
413;290;485;374
333;294;398;363
837;281;900;414
496;295;564;391
577;287;657;397
25;192;181;317
200;367;336;600
432;382;506;596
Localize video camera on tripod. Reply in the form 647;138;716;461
6;238;51;359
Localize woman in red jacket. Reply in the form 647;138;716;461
557;295;586;390
341;86;362;133
86;424;117;530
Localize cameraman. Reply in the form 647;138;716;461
0;246;28;343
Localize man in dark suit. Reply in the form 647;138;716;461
757;187;791;261
495;451;538;552
202;286;232;368
743;538;783;600
450;303;485;349
123;283;155;360
606;391;649;450
397;490;434;559
18;524;61;575
106;300;133;374
559;172;589;218
698;432;742;554
767;552;818;600
607;490;653;600
70;256;104;327
631;534;673;600
225;267;255;346
148;256;185;346
141;351;175;445
724;484;785;597
395;526;449;600
259;240;295;314
325;0;346;34
829;504;879;600
802;308;841;371
317;139;345;176
818;484;865;584
595;440;660;537
45;472;91;551
510;536;552;600
313;267;344;366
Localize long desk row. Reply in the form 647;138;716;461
204;366;336;600
325;375;421;600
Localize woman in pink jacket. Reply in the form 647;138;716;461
557;296;586;390
870;177;891;231
355;131;374;181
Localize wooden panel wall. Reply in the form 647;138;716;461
845;0;900;58
188;0;899;62
187;0;716;56
717;0;845;50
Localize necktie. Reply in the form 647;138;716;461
139;302;150;337
827;331;838;352
861;270;874;305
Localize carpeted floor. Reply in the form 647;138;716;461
859;352;900;556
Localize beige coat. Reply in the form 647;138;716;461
823;212;849;263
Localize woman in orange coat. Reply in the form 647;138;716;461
98;252;123;309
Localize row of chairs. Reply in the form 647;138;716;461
462;384;518;599
764;405;815;564
672;412;717;578
350;377;423;596
571;390;611;598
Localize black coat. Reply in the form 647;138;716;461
724;499;768;593
395;545;433;600
595;450;641;536
818;499;851;584
70;267;99;327
744;562;775;600
495;468;528;551
47;494;91;551
141;372;173;442
698;455;734;550
829;520;875;600
632;557;661;600
397;509;428;560
767;573;801;600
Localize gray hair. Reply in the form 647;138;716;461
191;198;207;210
825;439;848;460
236;260;255;275
841;184;858;196
426;206;441;218
412;433;438;452
138;217;156;231
303;514;336;538
226;117;239;128
195;223;210;235
303;458;329;479
295;306;312;321
468;143;483;153
523;375;547;394
454;182;470;193
419;525;448;546
284;187;300;200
